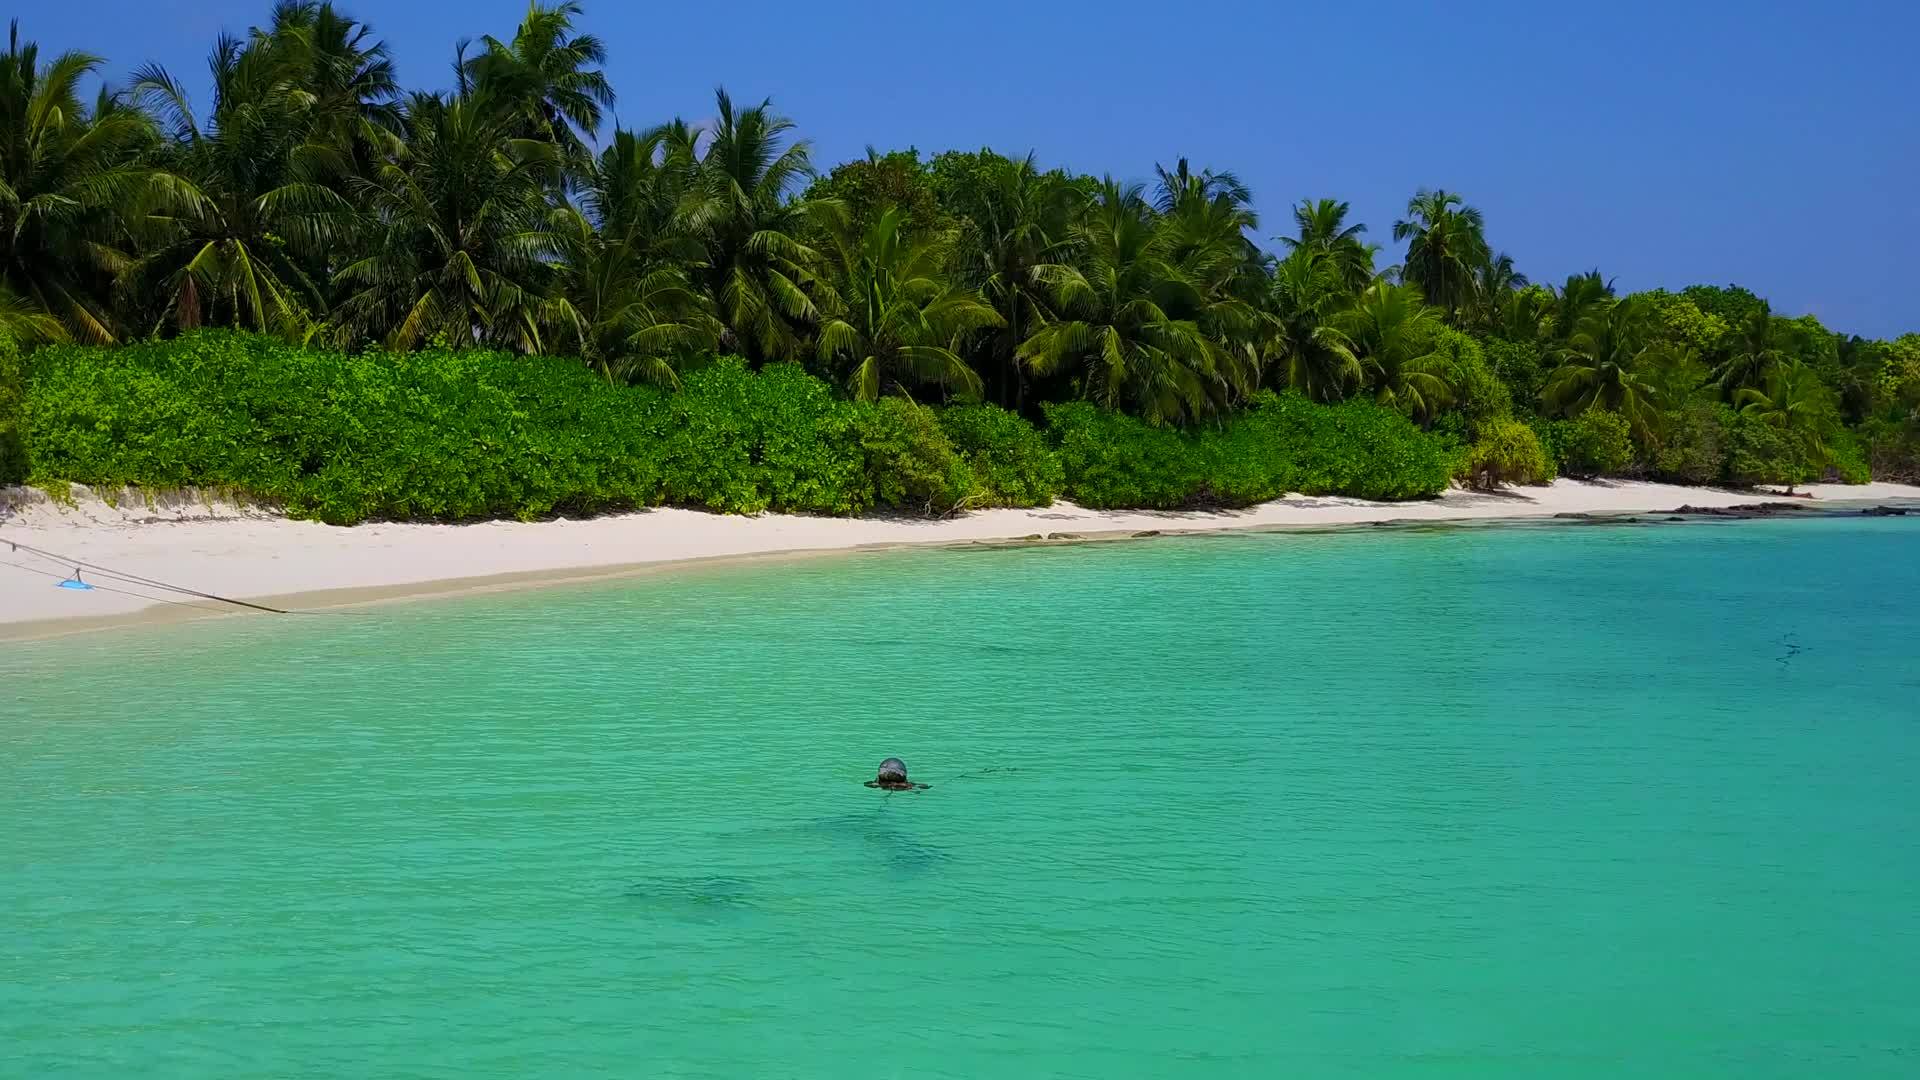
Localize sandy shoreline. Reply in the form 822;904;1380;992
4;479;1917;640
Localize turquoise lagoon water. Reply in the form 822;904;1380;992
2;518;1917;1078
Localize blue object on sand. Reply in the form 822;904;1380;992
57;575;94;591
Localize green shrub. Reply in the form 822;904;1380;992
1862;414;1920;482
936;403;1062;507
649;360;871;515
1724;411;1816;488
1460;418;1552;489
1433;329;1512;436
1225;392;1454;502
1483;337;1551;409
1557;409;1634;478
856;397;971;513
1045;393;1453;509
32;334;673;524
1826;427;1871;485
0;328;23;485
1648;402;1731;485
26;333;895;523
1044;401;1205;509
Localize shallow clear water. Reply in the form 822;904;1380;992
3;518;1918;1078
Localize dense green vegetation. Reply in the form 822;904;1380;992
22;331;1455;523
3;3;1917;522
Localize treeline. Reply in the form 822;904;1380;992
3;2;1919;510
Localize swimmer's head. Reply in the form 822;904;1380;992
876;758;909;786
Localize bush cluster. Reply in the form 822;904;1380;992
23;333;985;523
1556;410;1635;479
1046;391;1452;509
936;403;1064;508
19;333;1462;523
1463;418;1553;488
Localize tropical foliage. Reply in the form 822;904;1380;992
2;2;1913;516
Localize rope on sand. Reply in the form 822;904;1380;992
1;534;337;616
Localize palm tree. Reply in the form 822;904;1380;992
1393;188;1488;321
561;127;717;383
1713;302;1785;398
1280;198;1376;293
1494;285;1555;344
0;284;69;344
1543;297;1670;440
1151;157;1251;214
0;23;154;342
332;94;575;351
1265;249;1361;402
1021;180;1253;424
1152;158;1263;371
676;89;826;362
459;1;611;168
258;2;402;170
123;34;349;335
1466;251;1527;330
940;151;1083;407
1551;270;1614;342
557;215;717;385
1333;281;1452;424
815;205;1000;401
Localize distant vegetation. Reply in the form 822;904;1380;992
2;3;1916;521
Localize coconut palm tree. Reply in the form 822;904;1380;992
1543;296;1671;440
815;205;1000;401
557;215;717;385
1151;158;1264;370
1266;249;1362;402
1280;198;1376;293
1151;157;1251;214
1020;180;1253;424
0;24;154;342
1334;281;1452;423
1713;302;1786;398
331;94;575;351
122;34;350;335
1153;157;1259;287
1551;270;1615;342
676;89;826;362
937;151;1084;407
1393;188;1488;321
258;2;402;174
0;284;69;344
459;1;611;168
1466;251;1528;330
558;127;717;382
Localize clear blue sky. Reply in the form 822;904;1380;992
27;0;1920;338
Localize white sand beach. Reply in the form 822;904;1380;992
3;479;1916;637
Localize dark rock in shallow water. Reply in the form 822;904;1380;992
1046;532;1084;540
1667;502;1810;519
1132;529;1162;538
1553;512;1597;520
1862;505;1909;517
1666;516;1687;522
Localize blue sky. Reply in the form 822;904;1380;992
28;0;1920;338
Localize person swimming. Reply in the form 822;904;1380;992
865;757;929;791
